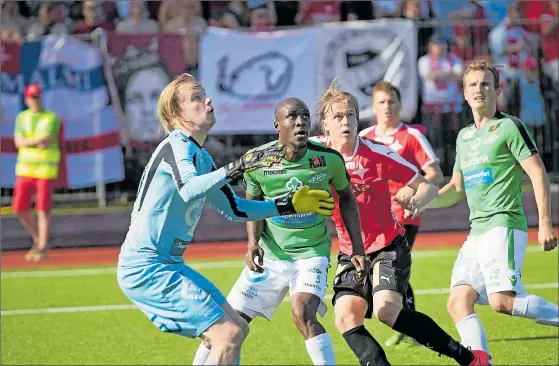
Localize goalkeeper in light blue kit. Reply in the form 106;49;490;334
117;73;335;365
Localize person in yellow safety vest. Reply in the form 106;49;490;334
12;83;61;262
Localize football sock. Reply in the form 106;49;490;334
305;333;336;365
393;309;474;365
193;343;210;365
455;314;490;353
513;293;559;326
405;283;416;311
342;325;390;366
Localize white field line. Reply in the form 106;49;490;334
1;246;545;279
2;282;557;317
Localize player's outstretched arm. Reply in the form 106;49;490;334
336;184;369;280
424;171;466;209
206;185;335;223
520;154;558;251
174;143;286;203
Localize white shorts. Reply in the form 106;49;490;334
450;226;527;305
227;256;330;320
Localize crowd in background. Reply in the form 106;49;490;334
1;0;558;196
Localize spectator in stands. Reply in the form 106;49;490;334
72;0;114;35
479;0;509;25
340;1;374;21
432;0;475;40
274;0;300;26
298;0;340;24
373;0;417;18
447;0;490;56
209;9;241;29
0;23;24;44
418;33;465;174
397;0;436;58
540;0;559;85
162;0;206;73
489;3;529;81
518;0;548;33
1;1;27;33
452;24;489;64
221;1;250;27
158;0;203;29
248;0;277;30
505;57;546;143
13;84;62;262
26;2;70;41
116;0;158;33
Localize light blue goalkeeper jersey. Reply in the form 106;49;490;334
118;129;280;265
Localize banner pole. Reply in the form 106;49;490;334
91;29;107;208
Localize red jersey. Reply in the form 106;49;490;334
360;123;439;227
310;136;418;255
540;6;559;62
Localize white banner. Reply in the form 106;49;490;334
200;27;319;134
317;19;418;122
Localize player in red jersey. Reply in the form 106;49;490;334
311;82;489;366
360;81;444;347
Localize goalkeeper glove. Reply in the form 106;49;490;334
225;143;285;181
275;185;335;216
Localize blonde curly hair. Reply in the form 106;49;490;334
315;79;360;134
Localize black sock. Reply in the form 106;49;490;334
342;325;390;366
405;283;416;311
392;309;474;365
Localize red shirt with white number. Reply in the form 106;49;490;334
310;136;418;255
360;123;439;227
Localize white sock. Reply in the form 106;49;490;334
193;343;211;365
305;333;336;365
455;314;490;353
513;293;559;326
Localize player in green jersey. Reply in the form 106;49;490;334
427;60;558;364
193;98;368;365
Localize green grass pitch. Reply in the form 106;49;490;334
1;245;558;365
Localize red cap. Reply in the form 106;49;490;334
454;24;469;37
524;56;537;70
24;84;42;98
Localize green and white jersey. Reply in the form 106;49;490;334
454;111;538;235
244;140;350;261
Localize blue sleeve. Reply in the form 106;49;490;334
165;137;229;202
206;184;280;222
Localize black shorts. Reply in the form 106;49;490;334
332;235;411;319
404;225;419;248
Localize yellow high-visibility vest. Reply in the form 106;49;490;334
15;109;61;180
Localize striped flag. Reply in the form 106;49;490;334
1;35;124;189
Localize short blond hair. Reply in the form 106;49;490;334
316;79;359;133
371;81;401;103
157;73;199;134
463;59;500;88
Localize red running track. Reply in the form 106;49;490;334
1;228;553;270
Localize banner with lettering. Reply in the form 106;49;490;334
0;35;124;189
200;27;319;134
